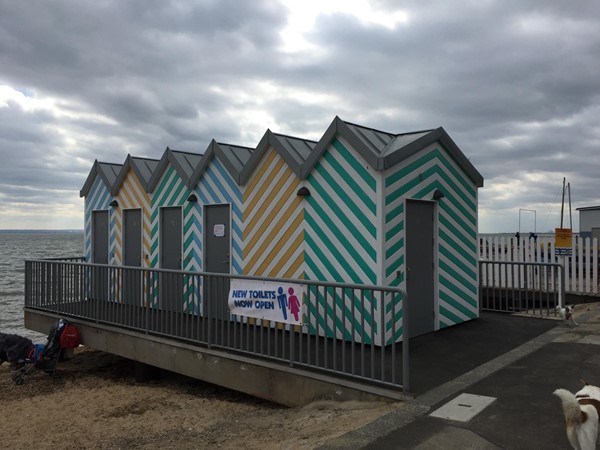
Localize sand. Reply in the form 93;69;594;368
0;348;399;449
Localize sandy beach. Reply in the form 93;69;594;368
0;347;398;449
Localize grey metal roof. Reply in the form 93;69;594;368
343;121;397;153
80;160;123;197
188;140;254;188
111;154;160;195
83;115;484;195
576;206;600;211
239;130;317;185
301;116;484;187
147;147;203;193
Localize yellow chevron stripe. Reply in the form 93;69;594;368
245;182;301;257
249;212;304;275
244;156;286;221
283;245;304;279
270;231;304;278
113;170;153;267
244;149;278;203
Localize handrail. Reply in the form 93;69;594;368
24;258;410;394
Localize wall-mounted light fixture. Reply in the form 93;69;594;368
187;194;198;203
432;189;445;201
296;187;311;197
109;200;119;208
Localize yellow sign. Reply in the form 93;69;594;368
555;228;572;248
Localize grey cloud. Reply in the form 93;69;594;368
0;0;599;232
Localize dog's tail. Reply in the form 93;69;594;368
554;388;586;423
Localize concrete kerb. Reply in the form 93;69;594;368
319;305;600;450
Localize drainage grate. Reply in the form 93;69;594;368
429;393;497;423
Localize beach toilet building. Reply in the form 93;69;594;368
80;160;122;265
111;155;159;269
109;155;159;305
236;117;483;342
189;140;254;276
79;116;483;344
185;140;254;317
147;148;203;273
239;130;316;280
146;147;202;312
306;117;483;340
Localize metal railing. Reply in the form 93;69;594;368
479;260;564;316
25;259;410;393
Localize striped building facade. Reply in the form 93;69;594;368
80;116;483;344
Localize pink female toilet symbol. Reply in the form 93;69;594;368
287;287;300;322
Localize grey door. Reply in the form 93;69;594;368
92;210;109;264
160;207;182;311
205;205;231;319
91;210;109;301
123;209;142;305
406;200;435;338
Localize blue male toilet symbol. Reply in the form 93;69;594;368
276;287;288;321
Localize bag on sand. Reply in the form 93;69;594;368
59;322;81;349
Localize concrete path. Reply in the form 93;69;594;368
321;303;600;449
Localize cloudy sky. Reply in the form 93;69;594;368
1;0;598;233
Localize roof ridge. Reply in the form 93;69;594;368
271;131;318;144
216;141;255;150
341;119;396;137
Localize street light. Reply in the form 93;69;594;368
518;209;536;234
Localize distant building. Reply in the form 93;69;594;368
576;206;600;240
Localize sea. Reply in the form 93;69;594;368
0;230;84;342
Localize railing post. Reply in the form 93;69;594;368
560;260;566;308
402;288;409;394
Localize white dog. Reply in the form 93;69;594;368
556;305;577;325
554;382;600;450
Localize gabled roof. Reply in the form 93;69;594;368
301;116;484;187
80;160;122;197
239;130;317;185
111;154;160;196
189;139;254;188
147;147;203;192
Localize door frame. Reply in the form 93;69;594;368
203;202;232;275
404;198;439;334
159;205;183;270
91;209;110;264
123;207;143;267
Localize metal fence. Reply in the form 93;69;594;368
25;258;409;393
479;234;599;295
479;260;564;316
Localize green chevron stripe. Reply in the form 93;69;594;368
440;201;477;240
439;225;477;258
305;248;374;338
439;271;478;306
321;149;376;214
387;169;476;226
305;212;376;283
331;138;376;191
386;148;476;197
308;172;376;239
439;229;477;267
440;294;477;321
439;245;477;281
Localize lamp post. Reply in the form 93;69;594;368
518;209;536;234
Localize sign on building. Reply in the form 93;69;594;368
228;279;305;325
